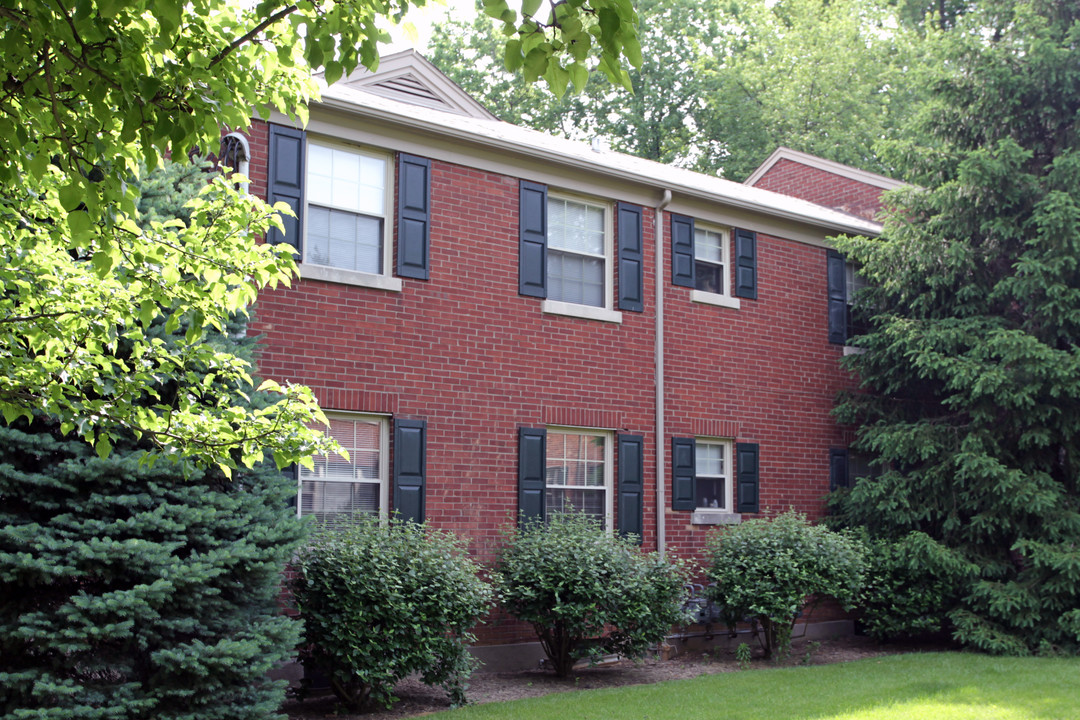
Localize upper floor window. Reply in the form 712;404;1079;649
827;249;868;345
694;225;730;296
672;214;755;309
518;181;623;323
266;125;431;290
306;142;392;275
547;196;608;308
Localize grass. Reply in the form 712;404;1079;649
432;653;1080;720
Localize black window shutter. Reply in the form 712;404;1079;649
397;153;431;280
829;448;850;491
518;427;546;525
286;464;299;511
734;228;757;299
671;214;695;288
827;249;848;344
617;434;645;543
616;203;644;312
267;124;306;254
393;418;426;523
519;181;548;297
671;437;696;511
735;443;760;513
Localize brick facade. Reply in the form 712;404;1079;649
245;73;888;647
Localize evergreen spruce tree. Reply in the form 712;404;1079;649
0;161;306;718
833;0;1080;654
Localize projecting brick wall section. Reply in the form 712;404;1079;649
247;119;859;645
752;158;887;221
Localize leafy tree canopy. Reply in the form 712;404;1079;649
430;0;924;179
833;0;1080;654
0;0;639;473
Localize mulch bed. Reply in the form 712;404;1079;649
283;635;955;718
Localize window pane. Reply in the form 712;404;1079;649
301;479;380;526
549;198;604;255
697;443;724;476
308;206;382;273
548;250;604;307
546;488;605;523
695;228;723;263
694;476;726;510
694;261;724;294
307;143;386;217
546;432;606;488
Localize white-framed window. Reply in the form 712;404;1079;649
547;195;612;309
298;414;389;525
694;225;730;296
845;260;869;340
545;428;613;528
695;439;733;512
304;140;393;277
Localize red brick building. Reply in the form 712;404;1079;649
244;51;892;653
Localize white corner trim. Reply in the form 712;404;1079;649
691;511;742;526
541;299;623;324
690;290;741;310
298;264;404;292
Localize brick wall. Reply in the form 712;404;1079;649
249;119;865;644
752;158;887;221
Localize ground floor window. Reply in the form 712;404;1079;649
545;428;613;528
299;414;388;525
695;439;733;512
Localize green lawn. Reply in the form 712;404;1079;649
432;653;1080;720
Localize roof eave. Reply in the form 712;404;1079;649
316;94;883;238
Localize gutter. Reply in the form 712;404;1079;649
655;189;672;557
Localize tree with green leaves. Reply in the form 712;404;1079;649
0;0;640;472
832;0;1080;655
431;0;926;180
430;0;728;174
0;160;309;719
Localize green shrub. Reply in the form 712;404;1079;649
0;419;305;720
290;517;492;712
857;531;969;642
495;512;690;678
705;511;866;659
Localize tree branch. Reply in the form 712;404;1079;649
208;3;298;69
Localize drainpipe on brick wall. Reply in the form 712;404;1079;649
655;189;672;557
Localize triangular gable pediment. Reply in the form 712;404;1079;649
335;49;498;121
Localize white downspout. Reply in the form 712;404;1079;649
655;189;672;557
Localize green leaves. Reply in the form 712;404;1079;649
830;0;1080;655
291;518;492;711
495;512;689;677
705;512;867;658
485;0;641;97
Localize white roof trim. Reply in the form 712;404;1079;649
333;49;497;121
744;146;906;191
310;83;882;238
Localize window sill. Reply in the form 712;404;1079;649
691;510;741;525
299;264;403;292
842;345;866;356
542;299;623;324
690;290;741;310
